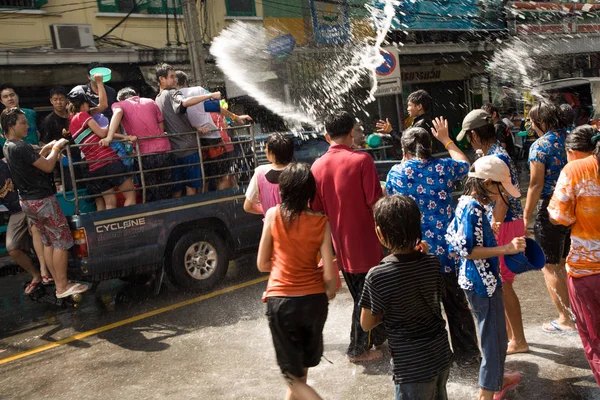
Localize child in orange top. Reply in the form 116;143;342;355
257;162;337;400
548;125;600;385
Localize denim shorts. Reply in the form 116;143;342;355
465;288;507;392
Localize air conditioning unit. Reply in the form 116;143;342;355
50;24;97;51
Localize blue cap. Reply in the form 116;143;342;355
504;238;546;274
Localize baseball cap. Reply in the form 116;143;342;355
468;155;521;198
456;109;492;141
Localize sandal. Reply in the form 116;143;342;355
542;320;578;335
493;372;521;400
24;280;42;295
42;275;54;285
56;283;88;299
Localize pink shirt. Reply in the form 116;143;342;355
311;144;383;274
112;96;171;155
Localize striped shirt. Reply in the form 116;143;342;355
359;252;453;384
69;111;117;172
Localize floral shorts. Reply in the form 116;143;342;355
20;196;74;250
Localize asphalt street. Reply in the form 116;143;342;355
0;252;599;400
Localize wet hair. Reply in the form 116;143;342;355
0;83;15;95
266;132;294;165
468;123;496;146
529;100;559;132
87;62;104;73
558;103;575;129
155;63;174;81
49;86;67;98
325;111;354;139
67;96;88;115
401;127;432;159
481;103;499;119
279;162;316;225
575;126;600;174
175;70;188;88
117;87;137;101
0;107;25;135
407;90;432;114
373;195;422;252
463;164;495;204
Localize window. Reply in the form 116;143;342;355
226;0;256;17
0;0;47;8
97;0;181;14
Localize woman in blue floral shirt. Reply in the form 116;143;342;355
385;118;480;365
523;100;575;333
446;155;525;400
463;108;529;355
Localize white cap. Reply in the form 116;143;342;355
468;155;521;198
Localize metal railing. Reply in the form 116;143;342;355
58;124;256;215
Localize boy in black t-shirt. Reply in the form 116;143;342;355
359;195;453;399
39;86;69;145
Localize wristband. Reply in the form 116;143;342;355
52;147;62;152
444;140;454;149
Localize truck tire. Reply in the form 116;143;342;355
168;229;229;291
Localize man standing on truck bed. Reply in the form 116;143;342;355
154;63;222;197
1;107;88;298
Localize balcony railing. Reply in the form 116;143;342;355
0;0;37;8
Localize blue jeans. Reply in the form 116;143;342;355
465;288;507;392
394;367;450;400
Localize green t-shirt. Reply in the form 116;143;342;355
0;108;39;147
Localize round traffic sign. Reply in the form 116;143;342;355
376;49;396;76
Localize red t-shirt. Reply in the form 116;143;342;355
311;144;383;274
69;112;117;172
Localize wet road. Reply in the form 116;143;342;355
0;252;599;400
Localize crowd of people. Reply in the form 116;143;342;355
249;90;600;399
0;62;252;298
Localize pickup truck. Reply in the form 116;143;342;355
61;127;353;291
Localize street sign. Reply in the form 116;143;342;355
375;79;402;97
268;34;296;57
376;47;400;81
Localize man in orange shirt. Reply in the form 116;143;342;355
548;125;600;386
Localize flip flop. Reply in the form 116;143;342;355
56;283;88;299
42;275;54;285
493;372;521;400
542;320;578;335
24;280;42;295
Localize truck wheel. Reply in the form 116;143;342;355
168;229;229;290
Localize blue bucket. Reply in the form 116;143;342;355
504;238;546;274
203;99;221;113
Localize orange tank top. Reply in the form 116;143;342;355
264;206;328;299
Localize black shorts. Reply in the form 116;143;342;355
266;293;328;378
87;161;130;195
534;197;571;264
201;138;233;178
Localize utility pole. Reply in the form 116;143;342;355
181;0;206;85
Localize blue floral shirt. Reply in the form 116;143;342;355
528;130;567;197
386;158;469;273
446;196;501;297
487;142;523;221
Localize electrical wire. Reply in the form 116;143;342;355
96;1;138;40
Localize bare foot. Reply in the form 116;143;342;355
507;340;529;355
347;349;383;363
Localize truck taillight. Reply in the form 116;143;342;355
72;228;88;258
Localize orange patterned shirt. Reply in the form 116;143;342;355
548;155;600;278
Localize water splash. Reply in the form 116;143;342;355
210;0;399;128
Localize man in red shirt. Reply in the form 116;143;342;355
311;111;386;362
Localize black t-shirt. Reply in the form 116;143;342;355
0;161;22;214
39;112;69;144
359;252;453;384
82;83;117;120
3;140;54;201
